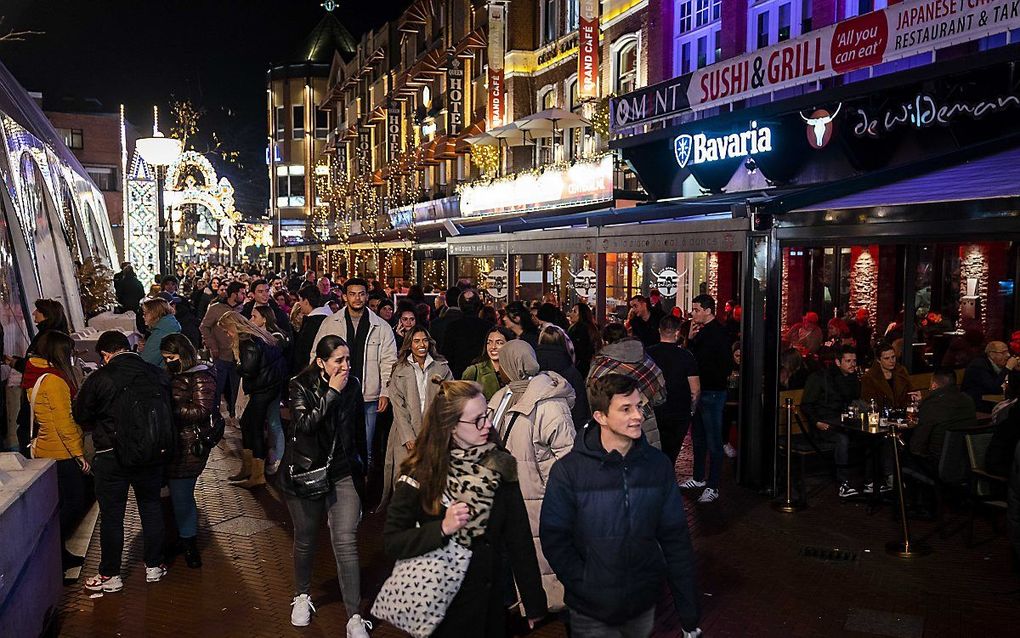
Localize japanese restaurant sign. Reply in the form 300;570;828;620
577;0;599;99
487;3;507;128
460;154;613;217
611;0;1020;131
688;0;1020;111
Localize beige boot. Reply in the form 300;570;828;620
236;458;266;489
228;449;253;482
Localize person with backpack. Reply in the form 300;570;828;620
73;330;174;593
159;334;218;569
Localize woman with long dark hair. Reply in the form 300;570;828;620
159;333;216;569
503;301;541;348
7;299;71;454
462;326;514;400
382;326;452;505
282;335;371;635
567;302;601;377
25;330;89;571
382;379;547;636
217;311;287;487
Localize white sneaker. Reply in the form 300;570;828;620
679;478;706;489
145;565;167;583
723;443;737;458
347;613;373;638
291;594;315;627
698;488;719;503
83;574;123;592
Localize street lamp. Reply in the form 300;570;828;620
136;130;182;276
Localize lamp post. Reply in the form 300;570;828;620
136;131;182;277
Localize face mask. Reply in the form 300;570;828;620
166;360;183;374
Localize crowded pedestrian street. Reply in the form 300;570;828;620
3;0;1020;637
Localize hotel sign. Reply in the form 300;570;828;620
577;0;599;99
611;0;1020;131
447;51;465;134
460;155;613;217
386;102;402;163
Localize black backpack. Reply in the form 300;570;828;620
112;371;176;467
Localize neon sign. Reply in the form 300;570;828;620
853;93;1020;137
673;121;773;168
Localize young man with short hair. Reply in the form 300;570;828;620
291;284;332;372
541;374;701;638
683;294;733;503
242;278;291;335
312;277;397;469
801;345;862;498
648;314;701;464
74;331;172;592
628;294;663;348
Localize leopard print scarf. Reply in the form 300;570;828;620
445;443;501;546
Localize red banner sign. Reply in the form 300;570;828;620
577;0;599;99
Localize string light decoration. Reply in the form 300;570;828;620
591;95;612;138
470;144;499;179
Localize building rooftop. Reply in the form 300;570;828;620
291;12;358;64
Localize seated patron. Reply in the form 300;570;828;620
962;341;1018;412
860;343;913;412
800;346;861;498
908;369;976;476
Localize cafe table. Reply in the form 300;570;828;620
838;415;931;558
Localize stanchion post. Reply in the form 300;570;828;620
773;397;806;513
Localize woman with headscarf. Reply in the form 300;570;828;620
486;340;576;612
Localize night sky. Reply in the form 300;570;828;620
0;0;407;216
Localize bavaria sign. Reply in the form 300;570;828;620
673;122;774;168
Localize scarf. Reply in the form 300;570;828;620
445;443;501;546
498;340;541;410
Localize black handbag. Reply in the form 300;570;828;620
288;419;339;499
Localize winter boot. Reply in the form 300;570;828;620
228;449;253;482
236;458;266;489
182;537;202;569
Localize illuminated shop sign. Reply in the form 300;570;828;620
853;92;1020;137
460;155;613;217
673;121;773;168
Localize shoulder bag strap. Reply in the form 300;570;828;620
501;412;522;448
28;373;49;439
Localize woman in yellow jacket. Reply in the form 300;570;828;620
26;331;90;571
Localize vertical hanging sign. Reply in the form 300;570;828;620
487;3;506;128
578;0;599;98
357;125;373;173
387;102;402;163
447;49;465;135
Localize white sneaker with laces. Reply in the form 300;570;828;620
698;488;719;503
291;594;315;627
83;574;123;593
347;613;373;638
679;478;706;489
145;565;167;583
723;443;737;458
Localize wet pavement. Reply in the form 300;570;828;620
57;424;1020;637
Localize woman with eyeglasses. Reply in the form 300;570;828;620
159;333;216;569
381;326;452;507
281;335;371;635
382;379;547;637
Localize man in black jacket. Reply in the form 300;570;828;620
439;289;492;378
428;286;462;351
961;341;1018;411
242;278;292;336
800;345;861;498
114;263;145;314
541;374;701;638
291;285;333;372
648;315;701;465
73;331;171;593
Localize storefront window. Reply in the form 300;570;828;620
453;255;507;301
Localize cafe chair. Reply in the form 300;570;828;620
776;409;836;504
963;431;1008;547
900;431;973;535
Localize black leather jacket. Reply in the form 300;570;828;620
237;337;287;395
280;373;367;498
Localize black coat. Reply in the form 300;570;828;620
280;374;367;498
242;298;292;336
535;343;590;429
440;314;494;379
72;352;172;452
961;355;1009;410
115;272;145;313
237;337;287;396
429;307;462;352
567;323;598;377
800;366;861;429
383;449;547;638
539;423;700;631
291;312;329;371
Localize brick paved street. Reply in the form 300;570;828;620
57;425;1020;638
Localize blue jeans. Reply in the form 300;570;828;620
213;360;241;419
267;398;284;465
168;477;199;538
364;401;378;467
692;390;727;488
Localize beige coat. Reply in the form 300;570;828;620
488;371;576;611
380;357;452;504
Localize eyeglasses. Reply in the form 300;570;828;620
458;408;494;431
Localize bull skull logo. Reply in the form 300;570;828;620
482;270;508;299
570;269;598;300
651;267;681;299
801;103;841;149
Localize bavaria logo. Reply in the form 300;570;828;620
673;121;773;168
674;134;693;168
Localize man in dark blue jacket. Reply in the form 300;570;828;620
540;373;701;637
